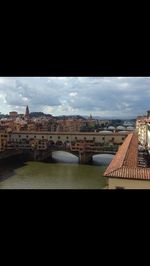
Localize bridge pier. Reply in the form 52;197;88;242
33;150;52;161
79;152;93;164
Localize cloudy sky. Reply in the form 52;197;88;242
0;77;149;118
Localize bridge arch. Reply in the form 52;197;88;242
52;150;79;163
92;154;114;165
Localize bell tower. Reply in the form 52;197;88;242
147;110;150;118
25;105;30;118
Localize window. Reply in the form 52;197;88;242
58;136;60;139
19;135;21;138
102;137;105;140
75;137;78;140
93;137;95;141
84;137;86;140
66;136;69;139
50;136;52;138
42;136;44;139
26;136;28;138
122;137;124;141
34;136;36;138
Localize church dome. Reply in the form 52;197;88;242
118;131;128;134
126;126;134;131
116;126;125;130
99;131;112;134
108;126;115;130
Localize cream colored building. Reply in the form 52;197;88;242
108;178;150;189
136;111;150;146
136;117;148;146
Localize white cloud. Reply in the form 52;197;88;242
120;82;129;88
69;92;78;97
0;78;6;84
0;77;150;117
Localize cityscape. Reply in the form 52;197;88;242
0;77;150;189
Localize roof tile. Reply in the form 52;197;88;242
104;133;150;180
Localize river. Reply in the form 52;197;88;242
0;152;114;189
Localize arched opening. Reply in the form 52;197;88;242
52;151;79;163
92;154;114;166
49;140;54;145
56;140;63;146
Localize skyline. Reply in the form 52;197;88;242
0;77;150;117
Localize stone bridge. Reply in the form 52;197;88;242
0;131;127;163
2;142;118;163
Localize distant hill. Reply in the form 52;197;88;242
29;112;53;118
83;115;136;120
54;115;86;120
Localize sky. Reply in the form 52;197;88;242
0;77;149;118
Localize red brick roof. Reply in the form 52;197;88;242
104;133;150;180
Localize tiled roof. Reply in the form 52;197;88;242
104;133;150;180
106;166;150;179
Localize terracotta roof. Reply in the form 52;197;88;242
104;133;150;180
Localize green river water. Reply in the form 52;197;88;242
0;152;113;189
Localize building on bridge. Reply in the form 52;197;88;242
104;133;150;189
0;131;129;162
8;131;128;146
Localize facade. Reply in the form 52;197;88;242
104;133;150;189
136;117;148;146
8;131;128;145
136;110;150;146
108;178;150;189
56;118;87;132
147;123;150;154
